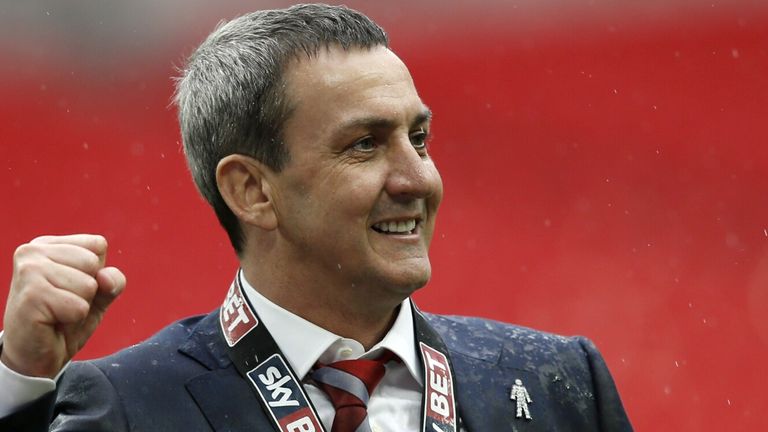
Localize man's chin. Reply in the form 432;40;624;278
345;257;432;299
380;265;432;296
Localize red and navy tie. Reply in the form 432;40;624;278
311;352;394;432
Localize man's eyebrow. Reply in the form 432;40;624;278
337;107;433;132
412;107;432;129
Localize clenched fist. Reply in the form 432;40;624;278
1;234;126;378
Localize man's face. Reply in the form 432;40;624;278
268;45;443;301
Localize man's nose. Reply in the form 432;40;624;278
384;137;439;200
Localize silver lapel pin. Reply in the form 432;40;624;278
510;378;533;420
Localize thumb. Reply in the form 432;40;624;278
58;266;126;366
92;266;126;313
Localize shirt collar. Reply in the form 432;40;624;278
239;274;422;385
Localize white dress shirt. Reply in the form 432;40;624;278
0;330;63;417
0;277;425;431
240;276;423;432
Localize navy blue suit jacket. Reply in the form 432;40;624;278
0;310;632;431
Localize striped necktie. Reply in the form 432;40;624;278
311;351;395;432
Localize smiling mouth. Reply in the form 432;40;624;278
371;218;418;235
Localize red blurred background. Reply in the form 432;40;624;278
2;1;767;430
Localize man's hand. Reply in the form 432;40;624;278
1;234;126;378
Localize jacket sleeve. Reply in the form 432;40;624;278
0;362;130;431
0;390;56;432
575;336;634;432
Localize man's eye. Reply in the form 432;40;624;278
410;129;429;151
352;137;376;152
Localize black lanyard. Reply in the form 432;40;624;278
219;271;459;432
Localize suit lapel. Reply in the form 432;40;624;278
177;307;554;431
178;310;276;431
424;314;551;432
186;368;276;431
452;353;532;432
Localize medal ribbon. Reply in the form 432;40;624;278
218;270;458;432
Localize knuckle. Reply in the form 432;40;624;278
29;235;58;245
70;299;90;321
82;252;101;272
16;283;46;305
13;243;37;260
14;259;42;278
91;235;108;251
84;276;99;295
29;235;50;244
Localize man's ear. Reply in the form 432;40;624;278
216;154;277;231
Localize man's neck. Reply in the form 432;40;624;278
240;266;402;350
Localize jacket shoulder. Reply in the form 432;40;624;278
423;313;633;431
82;314;208;376
422;313;588;366
52;313;221;431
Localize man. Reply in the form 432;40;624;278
0;4;632;431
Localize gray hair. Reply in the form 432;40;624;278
174;4;388;254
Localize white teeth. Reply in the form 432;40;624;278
373;219;417;234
